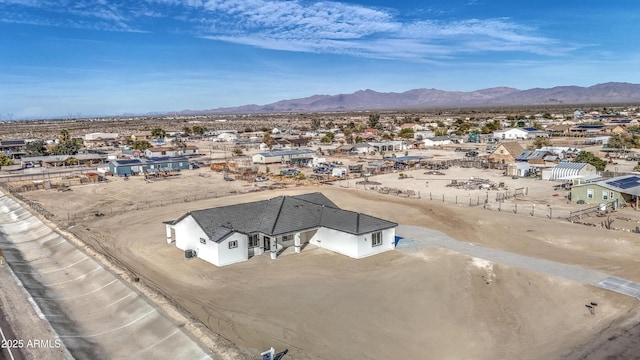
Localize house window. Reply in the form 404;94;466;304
248;234;259;248
372;232;382;247
602;191;609;200
282;234;294;241
228;240;238;249
199;238;206;245
587;189;594;199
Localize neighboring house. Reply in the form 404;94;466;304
130;131;153;141
603;125;626;134
335;143;372;155
515;150;556;166
259;138;291;151
571;175;640;207
108;156;190;176
251;149;315;165
493;128;528;140
538;146;581;159
164;193;397;267
570;125;605;135
541;162;598;181
214;133;238;142
488;142;524;164
83;132;119;147
368;141;403;152
181;145;200;157
522;127;550;138
399;123;423;131
145;147;177;158
287;138;311;148
352;143;373;154
422;136;452;147
547;125;572;135
0;140;27;159
414;130;435;140
353;132;377;141
144;146;199;158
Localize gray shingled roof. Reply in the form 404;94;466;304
174;192;396;243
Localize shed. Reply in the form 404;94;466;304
542;162;597;181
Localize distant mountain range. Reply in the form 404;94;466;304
179;82;640;115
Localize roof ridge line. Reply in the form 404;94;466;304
270;196;287;234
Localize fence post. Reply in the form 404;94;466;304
514;203;517;214
430;192;432;200
531;204;535;216
548;207;552;218
456;195;458;204
442;194;445;203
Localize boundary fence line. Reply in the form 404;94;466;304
348;181;635;230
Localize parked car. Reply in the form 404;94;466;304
280;168;300;176
255;175;268;182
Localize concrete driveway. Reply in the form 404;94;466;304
396;224;640;300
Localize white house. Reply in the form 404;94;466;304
422;136;452;147
145;146;178;158
144;146;199;158
164;193;397;267
493;128;529;140
251;149;315;165
214;132;238;142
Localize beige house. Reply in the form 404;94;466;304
488;142;524;164
130;131;153;141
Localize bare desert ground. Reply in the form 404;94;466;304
6;162;640;359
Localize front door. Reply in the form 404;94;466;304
263;236;270;251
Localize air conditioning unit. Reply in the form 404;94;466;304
185;249;197;259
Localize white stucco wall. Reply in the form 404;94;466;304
216;233;249;266
173;215;207;252
355;228;396;258
309;227;395;259
170;215;248;266
310;227;359;258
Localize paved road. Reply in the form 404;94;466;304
396;224;640;300
0;192;214;359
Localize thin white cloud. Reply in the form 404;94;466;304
0;0;569;60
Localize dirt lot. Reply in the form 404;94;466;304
8;162;640;359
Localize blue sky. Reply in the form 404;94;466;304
1;0;638;119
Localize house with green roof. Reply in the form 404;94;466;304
164;192;398;267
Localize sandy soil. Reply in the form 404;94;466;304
12;164;640;359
